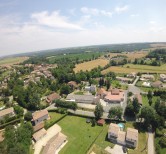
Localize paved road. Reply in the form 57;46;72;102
148;132;155;154
68;109;109;119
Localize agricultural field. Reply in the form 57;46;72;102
107;51;149;61
102;64;166;74
57;115;104;154
74;59;109;73
0;57;29;66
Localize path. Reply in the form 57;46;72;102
34;124;61;154
148;131;155;154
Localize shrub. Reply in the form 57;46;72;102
159;137;166;148
54;99;77;110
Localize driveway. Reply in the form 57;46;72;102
148;131;155;154
34;124;61;154
105;145;126;154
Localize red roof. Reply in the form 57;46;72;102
97;119;105;126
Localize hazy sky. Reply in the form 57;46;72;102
0;0;166;56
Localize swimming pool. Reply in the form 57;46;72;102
118;123;125;130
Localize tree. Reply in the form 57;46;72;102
24;111;32;121
133;98;140;114
14;106;24;117
60;84;71;95
148;97;153;106
108;106;123;119
94;103;104;120
147;90;153;100
138;106;157;128
125;102;135;117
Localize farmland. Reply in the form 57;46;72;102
102;64;166;74
107;51;149;61
74;58;109;73
0;57;29;66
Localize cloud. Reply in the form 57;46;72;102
130;14;139;18
31;11;83;30
80;7;112;17
115;5;129;13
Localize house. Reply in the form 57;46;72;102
68;81;78;89
160;74;166;82
66;94;99;104
33;121;44;132
85;85;96;92
0;107;15;120
97;119;105;126
141;74;155;81
42;132;67;154
46;93;60;104
116;77;133;83
127;72;137;78
97;88;107;99
33;128;47;142
151;81;163;88
108;123;120;143
126;128;138;148
117;131;126;145
32;110;49;125
134;93;142;105
108;123;138;148
142;82;151;87
104;89;124;104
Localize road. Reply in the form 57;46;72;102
148;131;155;154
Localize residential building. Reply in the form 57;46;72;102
85;85;96;92
142;82;151;87
32;110;49;125
66;94;99;104
134;93;142;105
0;107;15;120
116;77;133;83
160;74;166;82
67;81;78;89
33;128;47;142
151;81;163;88
42;132;67;154
33;121;44;132
126;128;138;148
108;123;120;143
108;123;138;148
104;89;124;104
46;93;60;104
141;74;155;81
127;72;137;78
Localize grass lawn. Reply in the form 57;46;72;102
46;112;66;125
0;57;29;66
57;115;103;154
102;64;166;74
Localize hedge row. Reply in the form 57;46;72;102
0;118;21;129
45;113;67;130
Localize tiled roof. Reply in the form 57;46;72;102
0;107;14;117
126;128;138;141
108;123;120;137
32;110;48;121
33;128;47;141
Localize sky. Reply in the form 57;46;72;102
0;0;166;56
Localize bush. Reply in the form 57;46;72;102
57;108;67;114
54;99;77;110
159;137;166;148
24;111;32;121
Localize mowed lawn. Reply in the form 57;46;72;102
58;115;103;154
0;57;29;66
74;59;109;73
102;64;166;74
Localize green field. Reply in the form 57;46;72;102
47;52;102;64
58;115;105;154
0;57;29;66
102;64;166;74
